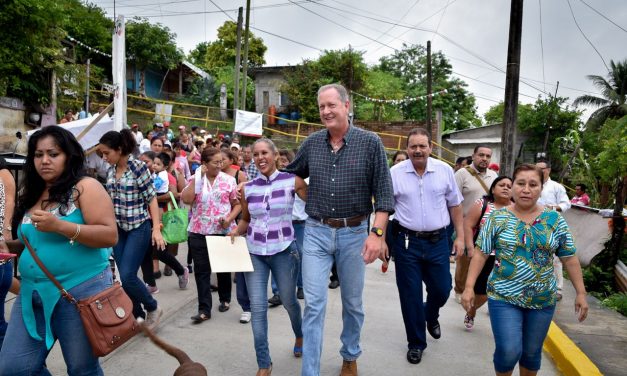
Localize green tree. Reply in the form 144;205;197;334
188;42;209;68
378;43;481;130
0;0;65;105
573;59;627;130
354;69;405;121
202;21;267;74
282;48;369;122
126;18;183;97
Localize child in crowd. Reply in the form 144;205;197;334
139;151;189;292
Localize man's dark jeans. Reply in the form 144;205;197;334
393;228;452;351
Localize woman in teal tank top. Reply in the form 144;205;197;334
0;126;118;376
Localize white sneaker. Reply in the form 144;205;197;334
455;293;462;304
145;306;163;331
240;311;251;324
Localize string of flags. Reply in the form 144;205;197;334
66;35;112;58
66;35;134;60
351;88;449;105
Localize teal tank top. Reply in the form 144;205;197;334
18;202;112;349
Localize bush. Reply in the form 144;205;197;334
600;293;627;316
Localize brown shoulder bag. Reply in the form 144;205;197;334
21;231;138;357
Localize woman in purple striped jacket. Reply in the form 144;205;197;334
229;138;307;376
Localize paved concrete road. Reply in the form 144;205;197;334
17;246;559;375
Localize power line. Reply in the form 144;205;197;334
538;0;546;93
565;0;609;71
122;0;314;18
359;0;422;50
432;0;451;40
578;0;627;34
286;0;396;51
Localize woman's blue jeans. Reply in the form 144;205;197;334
113;221;158;319
488;298;556;373
0;268;112;376
0;261;13;349
244;242;302;368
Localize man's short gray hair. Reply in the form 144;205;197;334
318;84;349;103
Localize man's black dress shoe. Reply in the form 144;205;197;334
328;280;340;289
407;349;423;364
427;321;441;339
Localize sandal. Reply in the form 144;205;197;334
293;337;303;358
218;302;230;312
191;312;211;324
256;363;272;376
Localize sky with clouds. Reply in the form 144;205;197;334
93;0;627;121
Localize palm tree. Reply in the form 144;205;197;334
560;60;627;181
573;59;627;129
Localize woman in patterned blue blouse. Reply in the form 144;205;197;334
462;164;588;376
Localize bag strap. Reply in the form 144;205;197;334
20;229;78;304
465;166;490;194
167;191;178;211
473;199;489;243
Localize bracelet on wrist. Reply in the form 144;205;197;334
69;224;81;246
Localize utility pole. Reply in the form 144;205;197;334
85;58;90;114
501;0;524;177
240;0;251;111
426;40;433;136
233;7;243;121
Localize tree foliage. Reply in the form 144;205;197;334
378;43;481;130
198;21;267;74
0;0;65;105
0;0;114;106
354;70;404;121
283;48;369;122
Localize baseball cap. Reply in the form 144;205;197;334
178;125;186;130
154;123;164;128
231;143;241;150
131;123;139;128
200;129;207;134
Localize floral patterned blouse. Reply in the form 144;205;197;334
188;171;238;235
476;207;576;309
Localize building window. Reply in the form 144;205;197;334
278;91;289;107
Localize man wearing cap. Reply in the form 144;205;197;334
285;83;394;376
163;121;174;141
178;125;187;137
230;143;241;158
131;124;144;145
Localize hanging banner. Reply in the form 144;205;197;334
112;15;126;131
234;110;263;137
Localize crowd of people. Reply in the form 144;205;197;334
0;83;591;376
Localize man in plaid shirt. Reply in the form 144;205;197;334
240;144;259;180
285;84;394;376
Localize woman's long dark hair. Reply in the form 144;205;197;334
484;175;513;203
14;126;86;225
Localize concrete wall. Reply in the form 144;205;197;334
442;123;531;165
0;97;28;154
254;71;287;114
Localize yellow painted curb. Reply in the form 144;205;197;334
543;321;603;376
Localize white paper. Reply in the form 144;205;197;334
205;236;254;273
234;110;263;136
194;167;203;194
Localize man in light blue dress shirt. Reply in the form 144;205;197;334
389;128;465;365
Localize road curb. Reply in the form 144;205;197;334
543;321;602;376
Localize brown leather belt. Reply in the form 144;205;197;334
310;214;369;228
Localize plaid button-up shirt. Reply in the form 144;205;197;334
241;161;259;180
285;125;394;219
106;157;156;231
